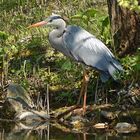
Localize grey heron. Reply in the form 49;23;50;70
28;13;123;114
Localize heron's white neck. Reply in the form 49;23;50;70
49;21;66;39
48;20;72;57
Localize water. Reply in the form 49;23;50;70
0;121;140;140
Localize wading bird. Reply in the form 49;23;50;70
28;14;123;114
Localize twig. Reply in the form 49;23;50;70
56;105;80;119
86;104;113;112
47;123;50;140
46;84;50;115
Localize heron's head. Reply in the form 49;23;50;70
28;13;66;28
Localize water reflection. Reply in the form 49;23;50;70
0;122;140;140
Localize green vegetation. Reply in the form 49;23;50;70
0;0;139;106
118;0;140;11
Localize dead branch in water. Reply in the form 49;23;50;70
51;104;113;119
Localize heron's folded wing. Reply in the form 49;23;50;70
63;26;122;71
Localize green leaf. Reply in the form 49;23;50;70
11;45;18;53
84;8;98;17
101;16;109;27
0;48;3;53
61;59;72;71
135;64;140;70
0;31;8;40
71;13;83;19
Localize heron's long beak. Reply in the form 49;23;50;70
28;21;47;28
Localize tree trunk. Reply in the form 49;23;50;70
107;0;140;57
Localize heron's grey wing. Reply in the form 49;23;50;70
63;26;123;82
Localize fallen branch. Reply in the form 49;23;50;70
56;105;80;119
72;104;113;115
51;104;113;119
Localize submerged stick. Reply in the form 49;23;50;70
46;84;50;115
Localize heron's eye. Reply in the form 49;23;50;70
49;19;53;22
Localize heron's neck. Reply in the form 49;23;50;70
49;22;66;39
51;28;65;38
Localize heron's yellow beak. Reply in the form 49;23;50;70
28;21;47;28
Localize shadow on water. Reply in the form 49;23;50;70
0;121;140;140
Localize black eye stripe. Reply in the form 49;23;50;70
52;16;62;20
49;16;63;22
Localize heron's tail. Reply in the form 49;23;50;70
108;58;123;80
100;72;110;83
100;59;123;82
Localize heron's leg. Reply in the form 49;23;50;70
77;68;89;105
94;77;99;104
82;70;89;115
77;75;86;105
76;69;90;115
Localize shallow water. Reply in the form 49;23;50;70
0;121;140;140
